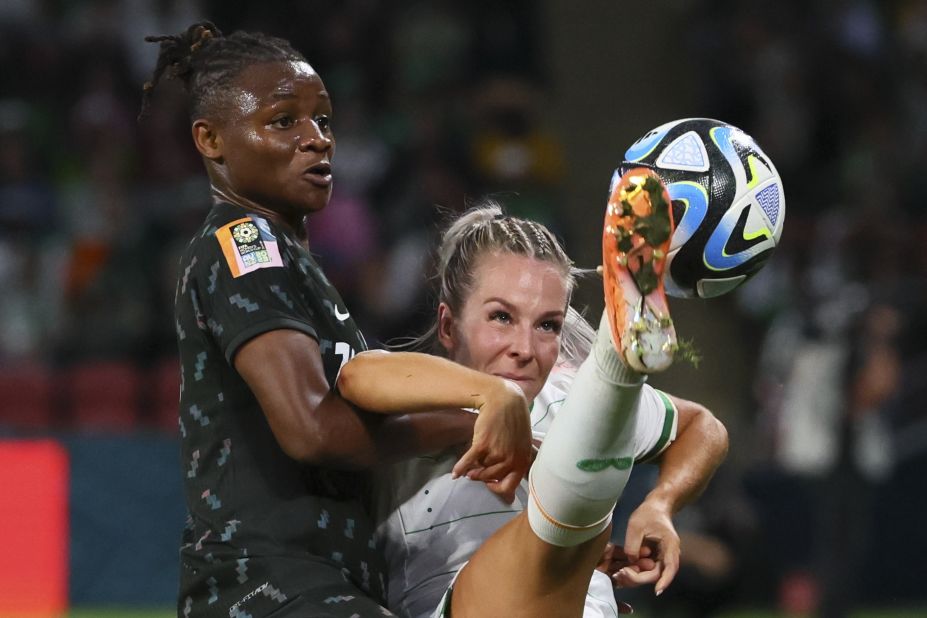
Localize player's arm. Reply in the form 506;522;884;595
338;349;533;502
234;330;477;469
337;350;523;414
644;395;728;514
619;395;728;594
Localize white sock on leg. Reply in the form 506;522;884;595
527;312;644;547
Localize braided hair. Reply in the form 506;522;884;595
436;203;574;319
139;21;306;121
400;200;595;366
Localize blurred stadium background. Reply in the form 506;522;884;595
1;0;925;616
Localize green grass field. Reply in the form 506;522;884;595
66;608;927;618
715;611;927;618
68;607;177;618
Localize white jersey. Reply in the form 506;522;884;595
373;366;679;618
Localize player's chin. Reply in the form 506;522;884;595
298;187;332;213
519;379;543;403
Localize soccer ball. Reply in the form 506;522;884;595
615;118;785;298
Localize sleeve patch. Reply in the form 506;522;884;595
215;216;284;278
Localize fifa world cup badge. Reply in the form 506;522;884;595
216;217;284;277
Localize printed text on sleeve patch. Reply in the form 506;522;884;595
215;217;284;278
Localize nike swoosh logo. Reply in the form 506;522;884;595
576;457;634;472
334;306;350;321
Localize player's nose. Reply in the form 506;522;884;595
507;325;535;360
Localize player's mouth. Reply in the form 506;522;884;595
303;161;332;187
495;373;532;385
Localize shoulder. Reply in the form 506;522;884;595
195;206;295;280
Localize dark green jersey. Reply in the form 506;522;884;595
175;202;387;616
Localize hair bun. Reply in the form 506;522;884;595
189;22;221;53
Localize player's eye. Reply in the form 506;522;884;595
539;319;562;334
270;114;295;129
315;115;331;132
489;310;512;324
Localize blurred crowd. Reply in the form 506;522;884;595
0;0;563;366
1;0;926;615
657;1;927;616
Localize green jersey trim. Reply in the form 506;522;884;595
532;397;564;428
636;389;677;464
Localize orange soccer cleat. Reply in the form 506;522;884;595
602;168;677;373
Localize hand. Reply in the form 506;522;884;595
620;497;681;596
452;380;532;503
596;541;655;575
597;542;658;586
596;543;649;614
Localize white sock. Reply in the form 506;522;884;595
527;312;644;547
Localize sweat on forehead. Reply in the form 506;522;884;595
221;61;325;116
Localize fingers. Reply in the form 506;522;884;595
454;449;529;507
453;443;520;479
468;460;512;481
654;543;680;596
609;543;651;563
604;548;631;575
612;549;676;597
466;449;531;483
464;467;485;480
452;445;484;479
623;525;644;562
613;563;660;589
617;601;634;615
485;470;522;504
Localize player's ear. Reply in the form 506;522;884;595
192;118;223;161
437;303;457;353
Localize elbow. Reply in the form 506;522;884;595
262;397;337;464
278;426;363;467
336;350;386;401
275;427;327;464
272;402;374;470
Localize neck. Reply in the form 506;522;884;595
210;185;306;239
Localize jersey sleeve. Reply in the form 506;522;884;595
633;385;679;463
193;216;320;363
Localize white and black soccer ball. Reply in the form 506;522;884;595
615;118;785;298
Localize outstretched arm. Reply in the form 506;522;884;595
338;350;534;502
617;395;728;595
337;350;521;414
235;331;477;469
